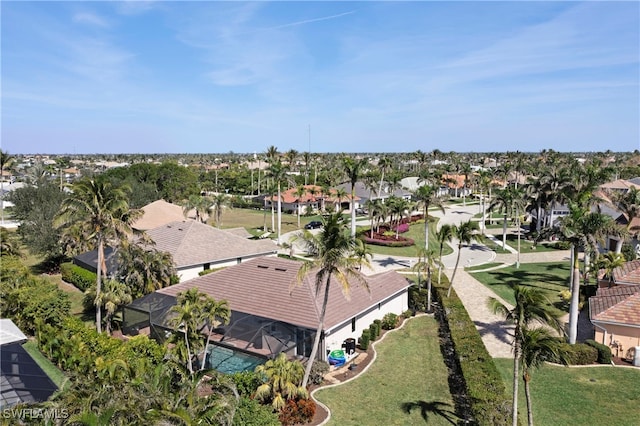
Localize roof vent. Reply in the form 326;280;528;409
275;268;287;272
257;265;269;269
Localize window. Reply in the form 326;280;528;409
203;263;210;270
351;317;356;332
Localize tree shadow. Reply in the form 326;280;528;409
400;400;459;425
474;319;514;346
374;256;410;268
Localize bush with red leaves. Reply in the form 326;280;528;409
278;397;316;425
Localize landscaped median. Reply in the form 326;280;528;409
433;280;512;426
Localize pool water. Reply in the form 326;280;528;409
205;345;265;374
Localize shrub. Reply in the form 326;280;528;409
584;340;612;364
552;241;571;250
373;319;382;336
233;397;280;426
408;285;429;312
557;343;598;365
231;371;264;396
393;223;410;233
307;360;330;385
60;262;97;291
278;398;316;426
402;309;414;318
359;330;370;350
369;324;378;341
621;243;637;261
433;279;511;425
360;235;415;247
381;313;399;330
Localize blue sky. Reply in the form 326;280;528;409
2;1;639;154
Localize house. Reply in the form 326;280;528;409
263;185;359;214
336;181;410;207
73;220;278;282
589;285;640;358
143;220;278;281
132;199;189;231
123;257;411;363
0;319;58;408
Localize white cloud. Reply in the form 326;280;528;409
72;12;110;28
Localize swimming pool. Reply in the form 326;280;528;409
204;345;266;374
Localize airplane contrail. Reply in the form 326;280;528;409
268;10;356;30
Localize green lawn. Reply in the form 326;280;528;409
493;358;640;426
315;315;458;425
216;207;323;236
465;262;505;272
22;341;68;390
471;262;571;316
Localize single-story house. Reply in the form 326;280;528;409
337;181;411;206
74;220;278;282
123;256;411;362
589;285;640;358
263;185;359;214
0;319;58;408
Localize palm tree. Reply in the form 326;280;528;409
182;194;212;223
377;156;393;197
488;186;514;249
169;288;208;375
520;326;568;426
118;244;175;297
413;247;441;311
597;251;625;287
609;186;640;236
436;224;454;285
55;179;141;333
488;286;563;426
341;156;368;237
559;202;616;343
254;352;308;411
446;220;483;297
87;278;133;336
295;211;369;388
210;193;232;228
200;298;231;371
293;185;308;228
267;159;288;244
413;184;445;250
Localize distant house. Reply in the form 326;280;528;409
124;257;411;363
263;185;359;214
336;181;410;207
74;220;278;282
0;319;58;408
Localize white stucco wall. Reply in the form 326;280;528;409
323;289;409;355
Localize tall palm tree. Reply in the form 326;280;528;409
446;220;483;297
488;286;563;426
55;179;141;333
267;159;288;244
169;288;208;375
210;193;232;228
341;156;368;237
293;185;308;228
377;156;393;197
436;224;454;285
254;352;308;411
295;211;369;388
520;326;568;426
200;298;231;371
413;247;441;311
119;244;176;297
559;202;616;343
488;186;515;249
413;184;445;250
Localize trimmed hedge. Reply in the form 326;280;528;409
584;339;612;364
434;280;511;425
557;342;598;365
60;262;96;292
361;235;415;247
359;329;370;350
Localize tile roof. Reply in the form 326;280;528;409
612;260;640;285
145;220;277;268
157;257;411;331
589;285;640;326
599;179;640;191
133;200;187;230
268;185;358;204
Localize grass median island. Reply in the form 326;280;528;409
493;358;640;425
314;315;457;426
471;262;570;316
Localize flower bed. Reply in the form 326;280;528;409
362;234;415;247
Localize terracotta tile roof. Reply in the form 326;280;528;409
145;220;278;268
589;285;640;326
599;179;640;191
612;260;640;285
268;185;358;204
133;200;186;230
157;257;411;331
